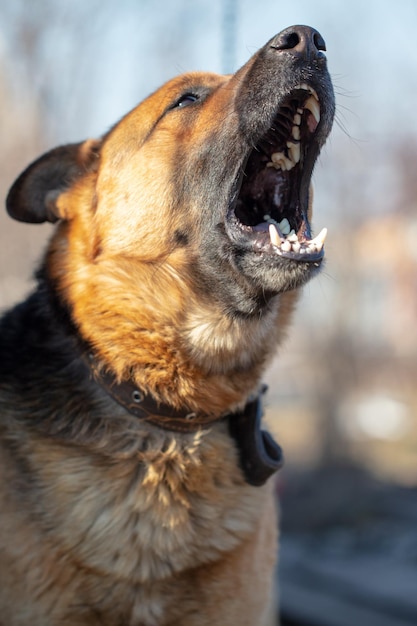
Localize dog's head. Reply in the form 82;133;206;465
5;26;334;408
7;25;334;306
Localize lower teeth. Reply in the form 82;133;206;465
268;224;327;256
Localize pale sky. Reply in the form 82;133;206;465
2;0;415;142
86;0;417;144
1;0;415;227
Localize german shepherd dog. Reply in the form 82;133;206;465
0;26;334;625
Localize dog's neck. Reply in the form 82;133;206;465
85;352;283;486
35;270;284;487
46;235;299;417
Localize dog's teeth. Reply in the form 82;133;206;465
268;224;281;247
295;84;319;100
269;225;327;256
269;152;284;169
279;218;291;235
304;96;321;125
292;125;300;140
287;141;300;164
270;152;295;171
265;215;284;237
294;113;302;126
271;151;284;165
293;84;320;127
309;87;319;101
309;227;328;251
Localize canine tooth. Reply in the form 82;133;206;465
279;218;291;235
309;227;328;251
287;141;300;164
309;87;319;101
296;84;319;100
294;113;302;126
304;96;321;124
264;214;283;233
269;224;282;247
281;240;291;252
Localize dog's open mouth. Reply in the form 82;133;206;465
227;84;327;263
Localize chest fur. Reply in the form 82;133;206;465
23;424;268;581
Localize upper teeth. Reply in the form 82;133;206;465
256;86;324;258
287;141;300;164
268;224;327;257
304;96;320;125
267;86;321;173
269;151;294;171
296;84;319;101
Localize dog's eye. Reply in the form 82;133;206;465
174;94;199;108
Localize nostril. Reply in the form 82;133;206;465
271;25;327;58
313;32;326;52
278;32;301;51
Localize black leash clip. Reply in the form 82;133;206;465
229;385;284;487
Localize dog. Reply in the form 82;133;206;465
0;25;334;625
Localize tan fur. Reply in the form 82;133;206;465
0;28;334;624
46;74;300;413
0;70;289;621
0;421;278;625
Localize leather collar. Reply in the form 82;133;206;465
86;353;283;486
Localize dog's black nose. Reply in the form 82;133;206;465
271;25;326;60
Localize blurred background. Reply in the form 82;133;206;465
1;1;416;624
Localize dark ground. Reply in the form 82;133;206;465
277;464;417;626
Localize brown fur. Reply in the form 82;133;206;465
0;26;334;625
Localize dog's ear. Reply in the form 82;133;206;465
6;139;101;223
